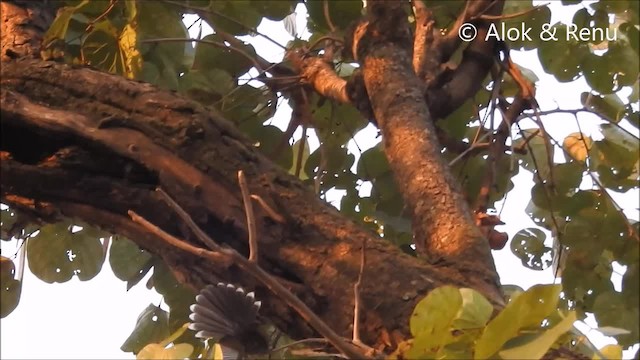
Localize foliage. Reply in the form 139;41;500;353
1;0;638;358
398;285;587;360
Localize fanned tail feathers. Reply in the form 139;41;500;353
188;283;261;340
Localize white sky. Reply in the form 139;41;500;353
1;2;638;359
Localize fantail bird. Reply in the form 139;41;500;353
189;283;268;359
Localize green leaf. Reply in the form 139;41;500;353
498;311;576;360
592;291;639;347
503;3;551;50
357;144;389;180
138;1;190;71
121;304;171;354
407;286;463;358
246;125;293;170
109;237;152;283
453;288;493;330
27;221;105;283
306;0;363;32
593;292;640;347
179;68;236;105
410;286;462;337
538;23;589;82
152;261;196;334
606;40;640;87
514;129;553;180
203;0;262;36
81;20;122;73
553;161;585;195
590;125;639;191
251;0;296;21
371;172;404;216
43;1;89;44
191;34;257;78
510;228;552;271
581;92;627;124
312;98;367;148
1;256;22;318
0;207;17;240
475;284;562;359
600;124;640;154
582;53;616;94
221;85;275;125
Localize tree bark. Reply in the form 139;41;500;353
0;0;504;350
352;1;503;301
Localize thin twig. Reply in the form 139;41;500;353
270;338;329;354
156;188;222;252
307;35;344;53
294;91;312;179
352;239;367;345
448;131;493;167
128;210;233;266
250;194;286;224
295;128;308;178
290;349;347;358
475;67;504;211
477;3;549;21
238;170;258;262
16;238;27;283
517;108;639;141
86;0;117;32
323;0;337;33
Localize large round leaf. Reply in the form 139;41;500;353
27;222;106;283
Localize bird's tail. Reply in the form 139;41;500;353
188;282;261;340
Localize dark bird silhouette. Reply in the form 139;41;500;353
189;283;268;359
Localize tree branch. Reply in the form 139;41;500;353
352;0;504;306
1;59;487;349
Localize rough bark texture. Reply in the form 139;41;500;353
354;1;503;303
1;59;502;348
0;0;506;352
1;1;54;61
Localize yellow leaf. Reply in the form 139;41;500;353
595;344;623;360
137;343;194;360
119;24;142;79
563;132;592;163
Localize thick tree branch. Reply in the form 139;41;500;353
352;0;503;305
411;0;437;80
288;51;350;104
426;1;505;119
1;59;499;349
1;1;55;61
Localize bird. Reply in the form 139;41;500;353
188;282;268;359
